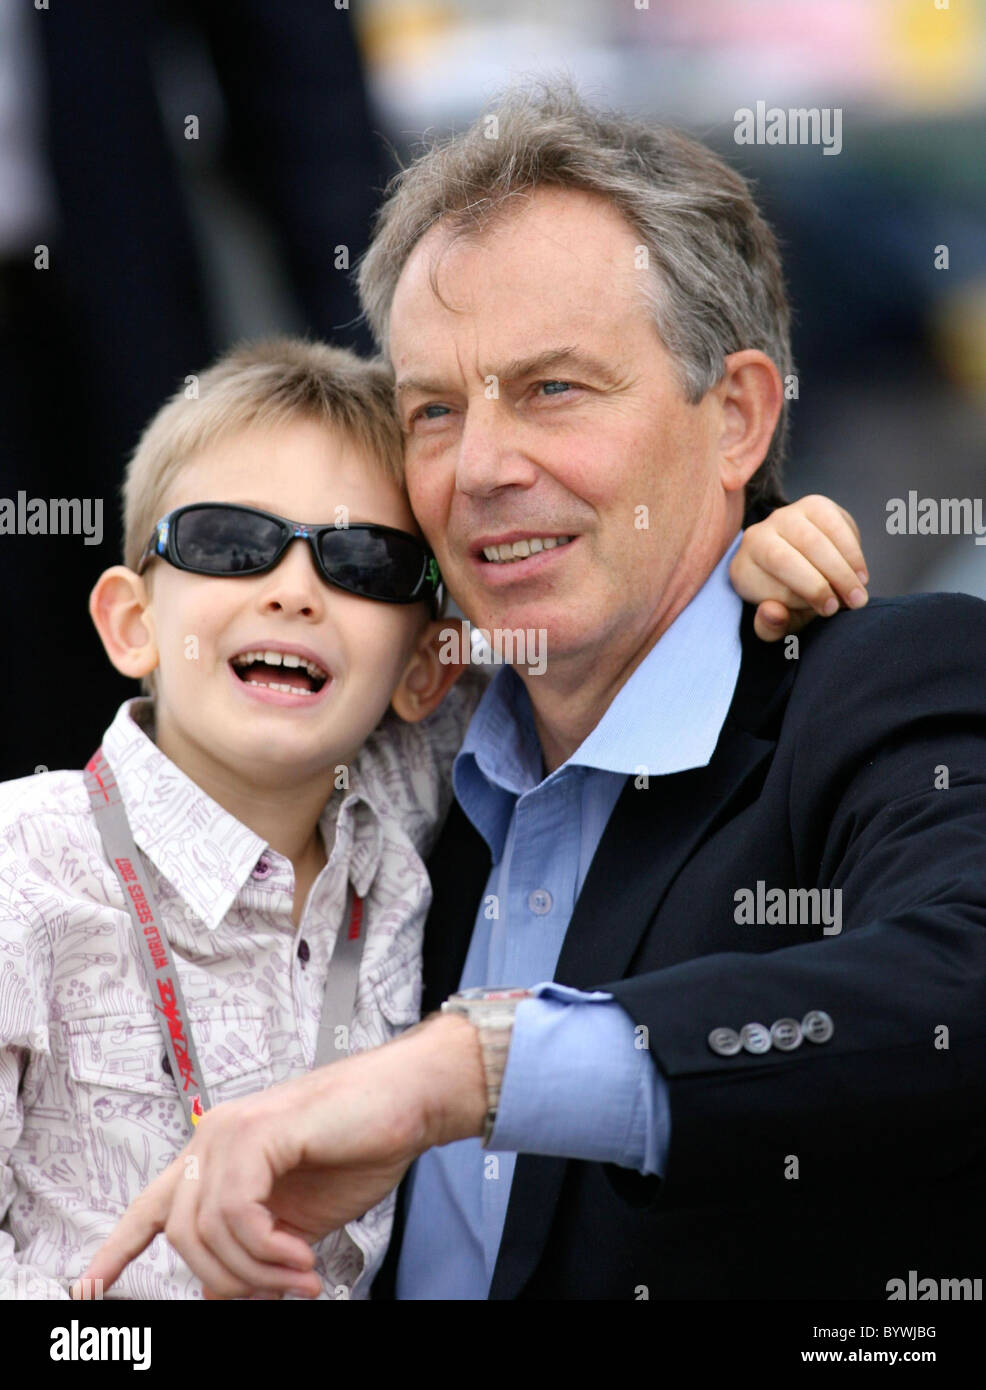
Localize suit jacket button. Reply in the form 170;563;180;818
708;1026;742;1056
740;1022;772;1054
770;1017;803;1051
802;1009;834;1043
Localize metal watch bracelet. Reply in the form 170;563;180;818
441;987;533;1145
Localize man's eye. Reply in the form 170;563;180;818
539;380;571;396
421;404;450;419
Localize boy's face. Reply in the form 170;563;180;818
135;417;435;786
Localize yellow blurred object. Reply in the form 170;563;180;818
883;0;983;107
930;280;986;395
355;1;459;67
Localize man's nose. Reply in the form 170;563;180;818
256;537;326;617
455;400;536;496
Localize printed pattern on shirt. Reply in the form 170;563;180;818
0;668;485;1300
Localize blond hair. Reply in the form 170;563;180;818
357;76;792;511
121;337;416;697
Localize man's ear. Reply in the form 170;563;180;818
89;567;160;682
714;349;784;493
390;617;470;723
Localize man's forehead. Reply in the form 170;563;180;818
388;188;645;353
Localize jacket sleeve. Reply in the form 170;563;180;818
0;887;69;1299
603;593;986;1205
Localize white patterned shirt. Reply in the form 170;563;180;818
0;671;484;1300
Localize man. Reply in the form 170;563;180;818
82;79;986;1301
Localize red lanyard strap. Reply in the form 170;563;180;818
84;747;367;1136
84;749;210;1134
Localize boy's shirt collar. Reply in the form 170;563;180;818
100;696;382;931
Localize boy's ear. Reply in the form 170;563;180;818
390;617;470;723
89;567;160;682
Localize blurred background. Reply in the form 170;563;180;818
1;0;983;778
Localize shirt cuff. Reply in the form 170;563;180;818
486;982;669;1176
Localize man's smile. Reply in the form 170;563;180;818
468;534;580;584
478;533;575;564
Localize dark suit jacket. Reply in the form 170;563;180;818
374;590;986;1299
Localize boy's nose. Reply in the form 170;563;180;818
257;537;327;614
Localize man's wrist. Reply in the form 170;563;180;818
404;1010;488;1150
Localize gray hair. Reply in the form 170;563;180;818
357;76;792;511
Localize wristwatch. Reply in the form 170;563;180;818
441;987;533;1145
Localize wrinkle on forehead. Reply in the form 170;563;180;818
389;186;649;369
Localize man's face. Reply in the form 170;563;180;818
389;186;728;673
143;417;430;788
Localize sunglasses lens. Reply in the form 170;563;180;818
174;508;283;573
318;527;428;600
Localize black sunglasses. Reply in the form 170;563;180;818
137;503;443;608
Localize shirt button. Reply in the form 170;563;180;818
297;938;310;965
251;855;273;880
528;888;552;915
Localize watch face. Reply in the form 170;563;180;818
455;986;531;1003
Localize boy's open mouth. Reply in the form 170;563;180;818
229;649;329;696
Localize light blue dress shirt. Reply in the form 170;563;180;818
394;532;745;1299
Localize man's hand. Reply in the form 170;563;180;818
72;1011;486;1300
730;495;869;641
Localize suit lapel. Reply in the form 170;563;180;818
489;604;794;1299
420;799;492;1014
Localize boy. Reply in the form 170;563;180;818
0;338;867;1299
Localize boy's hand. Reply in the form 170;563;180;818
730;495;869;642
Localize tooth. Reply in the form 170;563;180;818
512;540;531;558
282;653;300;668
556;536;570;545
528;538;544;554
496;543;513;560
483;547;499;562
264;650;282;666
542;537;557;550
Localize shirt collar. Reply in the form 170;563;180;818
565;530;744;775
454;531;744;855
100;698;382;930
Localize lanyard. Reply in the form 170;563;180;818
83;746;366;1136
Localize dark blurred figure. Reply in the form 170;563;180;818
0;0;387;779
